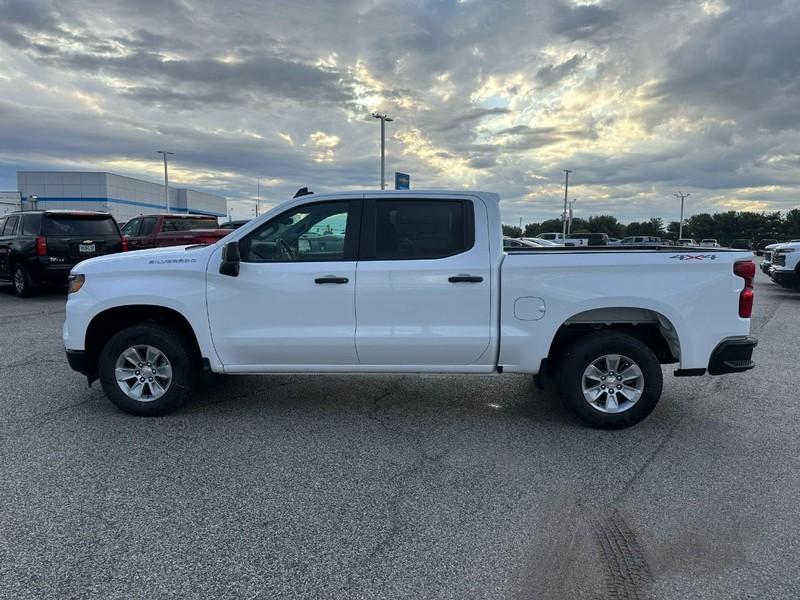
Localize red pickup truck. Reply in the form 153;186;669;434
119;214;231;250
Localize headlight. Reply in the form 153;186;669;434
68;273;85;294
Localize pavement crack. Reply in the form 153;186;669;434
0;357;64;370
2;398;92;434
0;309;65;324
365;376;403;432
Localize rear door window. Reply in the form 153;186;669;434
22;214;42;236
44;215;118;236
139;216;158;236
163;217;218;231
371;199;473;260
3;216;20;236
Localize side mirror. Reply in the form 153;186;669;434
219;240;241;277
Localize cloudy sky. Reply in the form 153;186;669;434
1;0;798;222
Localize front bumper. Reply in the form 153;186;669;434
770;268;797;287
760;262;772;274
708;336;758;375
65;349;90;376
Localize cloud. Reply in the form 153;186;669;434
550;2;619;40
648;0;800;131
536;54;585;88
0;0;798;223
435;107;512;131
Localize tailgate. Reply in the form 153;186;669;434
49;236;123;259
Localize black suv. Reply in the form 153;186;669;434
0;210;125;297
730;238;753;250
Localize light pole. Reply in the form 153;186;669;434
674;192;690;239
371;112;393;190
256;177;260;217
561;169;572;237
156;150;174;212
567;198;577;234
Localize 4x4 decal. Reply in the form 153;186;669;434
669;254;718;260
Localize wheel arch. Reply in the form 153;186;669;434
84;304;204;382
545;306;681;372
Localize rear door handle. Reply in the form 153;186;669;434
315;276;349;284
448;275;483;283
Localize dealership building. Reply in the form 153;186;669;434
0;191;21;216
16;171;227;223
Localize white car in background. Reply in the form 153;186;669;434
522;237;559;246
760;242;784;273
761;241;800;274
677;238;698;246
700;239;721;248
537;232;566;243
768;240;800;289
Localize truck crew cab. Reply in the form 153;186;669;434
63;191;757;429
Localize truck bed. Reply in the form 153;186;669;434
505;245;745;253
498;246;753;374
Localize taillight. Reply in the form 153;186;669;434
734;260;755;318
121;237;129;251
36;236;47;256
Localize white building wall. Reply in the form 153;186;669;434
16;171;227;223
178;189;226;218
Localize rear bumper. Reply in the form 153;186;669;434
38;264;75;284
25;257;79;284
707;336;758;375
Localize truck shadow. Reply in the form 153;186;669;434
184;372;577;428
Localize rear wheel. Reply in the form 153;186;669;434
12;264;36;298
558;331;663;429
99;324;196;416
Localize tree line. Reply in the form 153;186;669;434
503;209;800;244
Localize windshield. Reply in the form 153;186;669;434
44;215;118;236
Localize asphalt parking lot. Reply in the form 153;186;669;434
1;272;798;600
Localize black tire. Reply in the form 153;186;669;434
12;264;36;298
98;324;196;416
557;331;663;429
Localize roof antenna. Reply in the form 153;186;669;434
293;187;313;198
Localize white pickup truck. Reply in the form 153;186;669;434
767;240;800;289
64;190;757;429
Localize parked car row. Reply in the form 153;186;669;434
0;210;236;297
514;235;779;250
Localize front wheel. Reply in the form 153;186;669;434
99;324;196;416
558;331;663;429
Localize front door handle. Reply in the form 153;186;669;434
315;276;349;284
448;275;483;283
